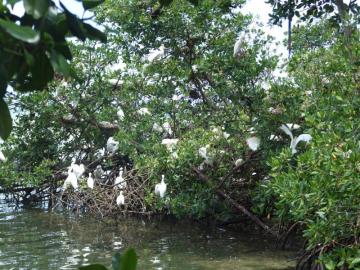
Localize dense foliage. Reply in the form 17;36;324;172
0;0;106;140
0;0;359;269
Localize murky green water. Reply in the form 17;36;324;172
0;200;295;270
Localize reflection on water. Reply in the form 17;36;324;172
0;198;295;270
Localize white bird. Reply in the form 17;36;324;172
116;191;125;206
71;163;85;179
0;150;6;162
87;173;94;189
285;123;301;130
153;123;163;133
117;108;125;121
138;107;151;116
154;175;167;198
233;37;245;58
235;158;243;167
106;137;119;154
198;145;213;165
94;165;104;180
148;44;165;63
63;170;78;190
115;168;126;189
162;122;173;136
161;138;179;151
279;124;312;155
246;137;261;151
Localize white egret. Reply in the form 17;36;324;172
0;150;6;162
161;138;179;151
63;168;78;190
279;124;312;155
138;107;151;116
94;165;104;180
198;145;213;165
162;122;173;136
154;175;167;198
246;137;261;151
106;137;119;154
148;44;165;63
115;168;126;189
87;173;94;189
153;123;163;133
116;191;125;206
223;132;230;139
71;163;85;179
233;37;245;58
117;108;125;121
235;158;243;167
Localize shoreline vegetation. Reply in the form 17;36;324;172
0;0;359;269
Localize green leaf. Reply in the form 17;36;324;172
78;264;108;270
0;98;12;140
82;0;104;10
50;50;71;77
24;48;35;66
83;23;107;42
21;52;53;90
0;66;7;98
23;0;49;19
112;253;121;270
0;19;40;43
119;249;137;270
159;0;172;7
61;2;86;41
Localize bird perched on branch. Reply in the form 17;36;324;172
0;150;6;162
87;173;94;189
147;44;165;63
233;37;246;58
106;137;119;154
63;167;78;190
155;175;167;198
279;124;312;155
70;162;85;179
117;108;125;121
94;165;104;180
246;137;261;151
116;191;125;206
115;168;126;189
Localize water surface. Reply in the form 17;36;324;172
0;200;295;270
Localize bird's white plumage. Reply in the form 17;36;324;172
148;44;165;63
235;158;243;167
154;175;167;198
286;123;301;130
106;137;119;154
162;122;172;136
117;108;125;121
198;145;213;165
153;123;163;133
63;171;78;190
94;165;104;180
233;38;245;58
0;150;6;162
116;191;125;206
138;107;151;116
87;173;94;189
279;124;312;155
246;137;261;151
115;168;126;189
71;163;85;179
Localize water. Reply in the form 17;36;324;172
0;201;295;270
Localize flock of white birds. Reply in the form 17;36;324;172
0;40;312;210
